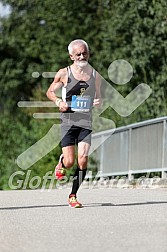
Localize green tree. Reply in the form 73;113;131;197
0;0;167;189
98;0;167;126
0;0;108;189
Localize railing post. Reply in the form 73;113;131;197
100;135;105;177
161;120;167;179
128;128;133;180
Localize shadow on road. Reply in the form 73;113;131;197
0;204;67;211
0;201;167;210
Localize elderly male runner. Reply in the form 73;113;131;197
46;39;101;208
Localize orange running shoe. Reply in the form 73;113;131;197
55;154;66;180
68;194;82;208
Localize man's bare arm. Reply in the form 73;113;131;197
46;69;68;112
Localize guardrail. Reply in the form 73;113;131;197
91;116;167;179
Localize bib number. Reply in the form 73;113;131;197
71;95;91;112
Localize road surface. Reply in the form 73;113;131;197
0;188;167;252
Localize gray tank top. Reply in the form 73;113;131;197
60;66;96;128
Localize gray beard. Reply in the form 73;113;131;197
76;61;88;68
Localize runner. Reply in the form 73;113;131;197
46;39;101;208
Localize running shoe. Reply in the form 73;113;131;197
68;194;82;208
55;154;66;180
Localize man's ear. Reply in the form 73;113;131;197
69;54;74;61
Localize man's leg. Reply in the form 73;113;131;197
55;125;76;180
69;141;90;207
55;146;75;180
62;146;75;168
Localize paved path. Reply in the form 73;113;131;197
0;188;167;252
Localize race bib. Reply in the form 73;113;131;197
71;95;91;112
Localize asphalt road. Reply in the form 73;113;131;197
0;188;167;252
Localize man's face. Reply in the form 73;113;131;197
70;44;89;67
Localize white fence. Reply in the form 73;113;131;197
91;117;167;179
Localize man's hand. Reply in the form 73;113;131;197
93;98;101;107
59;101;69;112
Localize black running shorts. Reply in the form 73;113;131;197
61;125;92;147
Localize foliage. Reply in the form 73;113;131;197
0;0;166;189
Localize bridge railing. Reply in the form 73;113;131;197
90;116;167;179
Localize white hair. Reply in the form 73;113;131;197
68;39;89;54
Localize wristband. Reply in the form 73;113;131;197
55;98;62;107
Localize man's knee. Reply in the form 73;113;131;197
78;156;88;170
63;157;75;168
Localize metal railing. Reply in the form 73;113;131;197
90;116;167;179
